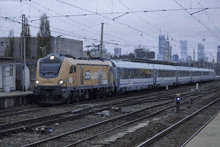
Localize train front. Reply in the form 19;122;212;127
33;54;69;104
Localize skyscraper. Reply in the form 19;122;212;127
217;45;220;63
180;40;188;61
157;35;172;61
198;43;205;62
114;48;121;57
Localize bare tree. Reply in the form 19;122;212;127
37;13;51;59
4;29;15;57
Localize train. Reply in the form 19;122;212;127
33;54;216;104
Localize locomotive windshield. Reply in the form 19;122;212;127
40;63;61;78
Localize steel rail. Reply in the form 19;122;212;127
1;87;217;136
181;110;220;147
136;98;220;147
0;108;47;117
23;92;207;147
0;89;184;135
21;100;174;147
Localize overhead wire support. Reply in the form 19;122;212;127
56;0;156;39
173;0;220;41
24;1;128;45
113;12;129;20
191;8;208;15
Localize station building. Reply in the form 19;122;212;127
0;57;16;92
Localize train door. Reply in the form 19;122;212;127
98;68;102;85
73;66;76;85
153;69;156;87
107;67;111;84
176;70;179;84
80;67;84;85
69;65;76;87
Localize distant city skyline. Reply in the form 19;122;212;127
0;0;219;62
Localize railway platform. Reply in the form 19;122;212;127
0;91;33;109
184;111;220;147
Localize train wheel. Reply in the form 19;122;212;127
74;96;80;103
65;97;70;104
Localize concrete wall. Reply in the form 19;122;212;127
53;37;83;58
0;37;83;60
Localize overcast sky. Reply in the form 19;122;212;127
0;0;220;61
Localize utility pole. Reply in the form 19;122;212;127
193;49;195;67
21;14;25;60
22;14;26;91
100;23;104;58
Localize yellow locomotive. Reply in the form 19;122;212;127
33;54;114;104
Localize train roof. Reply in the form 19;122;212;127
111;60;177;70
111;60;154;69
43;54;113;67
189;67;215;72
111;60;215;72
65;58;113;67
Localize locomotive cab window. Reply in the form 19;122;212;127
40;63;61;78
69;65;73;74
74;66;76;72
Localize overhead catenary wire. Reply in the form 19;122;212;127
24;1;130;46
173;0;220;41
4;7;220;19
56;0;157;39
196;0;220;35
1;1;219;57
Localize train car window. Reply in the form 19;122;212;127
192;71;201;76
203;72;209;76
69;65;73;74
144;69;152;78
158;70;175;77
179;71;190;77
74;66;76;72
123;68;129;79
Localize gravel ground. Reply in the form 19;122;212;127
0;80;219;147
100;92;220;147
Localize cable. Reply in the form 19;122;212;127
173;0;220;41
118;0;164;34
56;0;157;39
196;0;220;34
24;1;129;45
4;7;220;19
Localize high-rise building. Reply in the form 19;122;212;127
198;43;205;62
172;54;179;62
114;48;121;57
157;35;172;61
217;45;220;63
180;40;188;61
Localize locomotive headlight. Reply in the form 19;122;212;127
58;79;65;85
50;55;55;60
35;80;39;85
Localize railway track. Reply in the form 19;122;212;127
18;89;220;147
0;81;219;146
181;110;220;147
0;86;192;130
0;94;176;136
0;80;214;118
137;98;220;147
